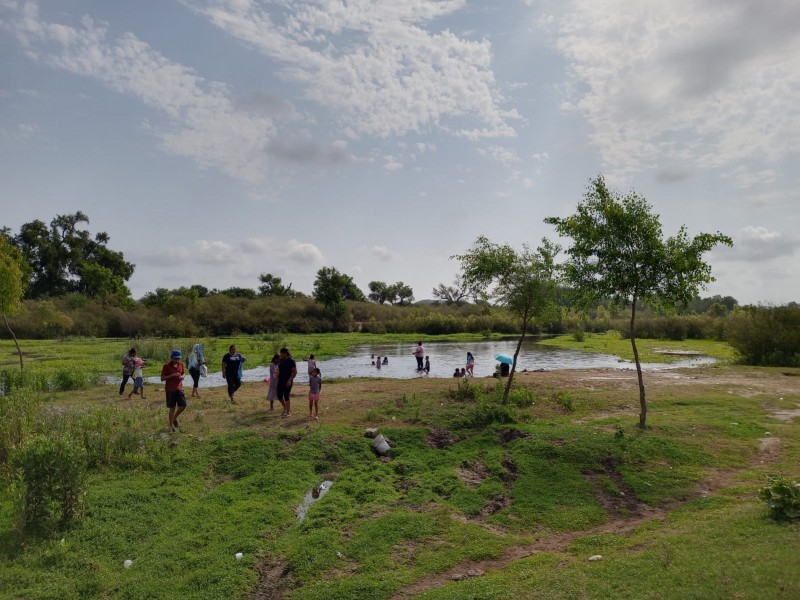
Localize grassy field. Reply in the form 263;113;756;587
1;336;798;599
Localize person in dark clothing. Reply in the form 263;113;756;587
277;347;297;418
221;344;246;403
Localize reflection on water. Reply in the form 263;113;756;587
297;480;333;522
138;339;716;385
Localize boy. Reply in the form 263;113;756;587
161;349;186;432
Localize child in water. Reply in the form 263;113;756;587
308;367;322;419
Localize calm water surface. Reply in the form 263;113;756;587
142;339;715;386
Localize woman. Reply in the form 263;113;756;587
465;352;475;377
266;353;280;411
187;343;205;399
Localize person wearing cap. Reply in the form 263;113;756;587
277;347;297;417
221;343;246;403
160;349;187;432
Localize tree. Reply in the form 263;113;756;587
454;236;560;404
388;282;414;306
368;281;390;304
313;267;366;317
432;274;482;305
258;273;297;297
545;175;732;428
0;237;27;368
11;211;134;299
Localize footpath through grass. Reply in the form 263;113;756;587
0;341;798;598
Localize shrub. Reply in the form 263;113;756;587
11;434;87;540
758;475;800;521
0;388;41;470
466;399;516;427
507;385;536;408
726;306;800;367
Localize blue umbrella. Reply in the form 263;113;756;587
494;354;514;365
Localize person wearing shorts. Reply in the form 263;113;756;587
161;349;187;432
277;347;297;417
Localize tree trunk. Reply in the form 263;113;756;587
502;308;529;404
3;314;23;370
629;300;646;428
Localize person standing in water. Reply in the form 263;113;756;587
413;342;425;371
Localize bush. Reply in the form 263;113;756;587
507;385;536;408
11;434;87;540
726;306;800;367
758;475;800;521
466;399;516;427
0;388;41;470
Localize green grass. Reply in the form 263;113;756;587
539;331;736;363
0;336;798;599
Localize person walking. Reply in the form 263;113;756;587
466;352;475;377
266;353;280;411
127;355;146;399
277;347;297;417
187;343;205;399
160;349;187;432
308;367;322;419
119;348;137;395
221;344;246;403
413;342;425;371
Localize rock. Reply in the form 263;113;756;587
451;574;465;581
336;551;344;559
466;569;485;578
588;555;603;561
364;428;379;438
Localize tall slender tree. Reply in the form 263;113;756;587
546;175;732;428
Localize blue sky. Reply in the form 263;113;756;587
1;0;798;304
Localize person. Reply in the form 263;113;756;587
413;342;425;371
466;352;475;377
127;355;146;399
266;353;280;411
382;356;388;365
277;347;297;417
460;368;466;377
307;354;317;376
376;355;381;369
221;344;246;403
423;355;430;375
120;348;137;395
160;349;186;432
308;367;322;419
187;343;205;399
453;368;461;378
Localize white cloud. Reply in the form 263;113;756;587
384;155;403;171
369;245;396;261
554;0;800;180
185;0;518;139
722;226;799;261
2;1;277;183
722;166;777;189
479;144;520;166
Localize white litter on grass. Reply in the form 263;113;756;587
235;552;243;561
589;555;603;561
124;559;133;569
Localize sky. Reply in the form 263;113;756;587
1;0;798;305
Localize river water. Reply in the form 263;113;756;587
140;339;715;386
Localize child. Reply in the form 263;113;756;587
423;356;430;375
307;354;317;375
128;356;146;399
308;367;322;419
266;353;280;411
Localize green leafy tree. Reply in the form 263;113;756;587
11;211;134;298
432;274;482;305
313;267;365;317
454;236;560;403
258;273;298;297
545;175;732;428
389;282;414;306
368;281;390;304
0;237;27;368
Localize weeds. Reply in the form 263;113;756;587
759;475;800;521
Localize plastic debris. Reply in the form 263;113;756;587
235;552;243;561
371;434;391;456
588;555;603;561
124;559;133;569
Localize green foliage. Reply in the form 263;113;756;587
312;266;365;317
11;434;87;539
0;236;26;316
759;475;800;521
0;388;41;469
726;305;800;366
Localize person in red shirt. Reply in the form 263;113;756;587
161;349;187;432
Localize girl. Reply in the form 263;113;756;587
308;367;322;419
188;343;205;399
307;354;317;375
466;352;475;377
127;355;146;399
266;354;280;411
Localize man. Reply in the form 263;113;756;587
221;344;246;403
413;341;425;371
277;347;297;418
160;349;186;432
